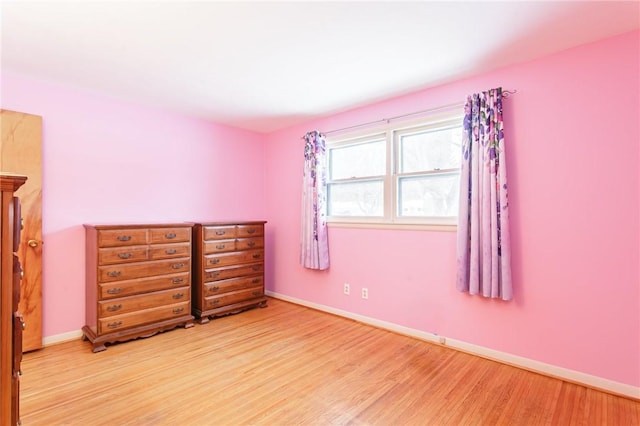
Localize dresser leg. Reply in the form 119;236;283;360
92;343;107;353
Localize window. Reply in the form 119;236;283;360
326;112;463;228
327;134;386;217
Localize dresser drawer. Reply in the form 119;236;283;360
203;225;237;241
205;276;264;296
204;286;264;310
149;227;191;244
98;246;149;265
203;249;264;268
149;243;190;260
204;263;263;282
98;229;148;247
237;224;264;238
99;258;191;283
97;301;190;334
203;239;236;254
99;286;190;317
99;272;190;299
236;237;264;251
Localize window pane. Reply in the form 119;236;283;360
399;126;462;173
398;174;459;217
328;180;383;217
330;139;385;180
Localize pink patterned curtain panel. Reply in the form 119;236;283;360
300;131;330;270
456;88;513;300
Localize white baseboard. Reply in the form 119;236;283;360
266;290;640;400
43;329;84;347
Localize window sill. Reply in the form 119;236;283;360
327;221;457;232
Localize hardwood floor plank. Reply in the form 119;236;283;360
19;298;640;425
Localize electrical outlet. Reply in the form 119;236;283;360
361;288;368;299
343;283;350;295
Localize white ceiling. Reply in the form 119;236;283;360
1;1;639;133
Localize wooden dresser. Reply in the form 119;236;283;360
83;223;195;352
193;221;267;324
1;173;27;426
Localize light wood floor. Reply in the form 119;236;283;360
19;298;640;425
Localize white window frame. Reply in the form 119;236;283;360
325;110;463;231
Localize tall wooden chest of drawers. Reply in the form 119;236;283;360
83;223;195;352
1;173;27;426
193;221;267;324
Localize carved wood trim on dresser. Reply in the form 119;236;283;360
193;221;268;324
82;223;195;352
1;173;27;426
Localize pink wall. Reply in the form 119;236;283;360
1;72;267;337
265;31;640;387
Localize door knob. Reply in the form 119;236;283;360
28;239;39;248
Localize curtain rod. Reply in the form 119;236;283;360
302;89;517;139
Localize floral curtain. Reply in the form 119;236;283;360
300;130;330;270
456;88;512;300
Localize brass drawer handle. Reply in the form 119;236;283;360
247;229;256;234
107;321;123;329
172;278;184;284
165;249;177;254
107;287;123;294
215;230;226;236
209;299;220;306
252;278;260;284
171;263;185;269
209;258;220;265
107;271;122;278
118;253;132;259
252;265;261;271
172;293;184;299
216;244;226;250
247;241;256;247
252;253;261;259
208;272;220;279
117;235;131;242
107;304;122;312
165;233;176;239
173;308;184;314
209;285;220;293
252;291;262;297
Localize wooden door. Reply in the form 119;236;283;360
0;110;43;352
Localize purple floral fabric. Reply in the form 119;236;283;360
456;88;512;300
300;130;330;270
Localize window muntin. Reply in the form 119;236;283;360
326;113;462;226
